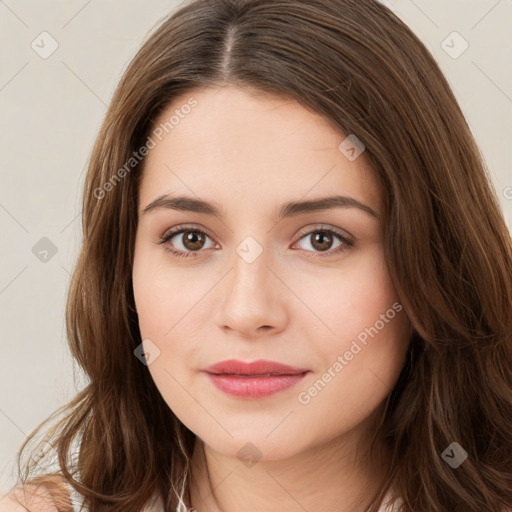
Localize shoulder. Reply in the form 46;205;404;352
0;476;70;512
0;490;58;511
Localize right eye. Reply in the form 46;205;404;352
158;225;218;258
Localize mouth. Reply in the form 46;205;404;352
201;359;310;399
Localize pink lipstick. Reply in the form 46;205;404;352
201;359;309;399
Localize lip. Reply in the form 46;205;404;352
201;359;310;399
203;359;309;376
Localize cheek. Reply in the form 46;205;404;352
132;241;208;380
293;244;401;348
294;265;410;445
132;240;190;336
298;246;410;404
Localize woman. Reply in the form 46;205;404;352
3;0;512;510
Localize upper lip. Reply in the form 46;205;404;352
202;359;309;376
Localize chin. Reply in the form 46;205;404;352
199;427;311;463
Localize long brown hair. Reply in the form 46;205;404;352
11;0;512;510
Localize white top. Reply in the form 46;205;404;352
379;489;403;511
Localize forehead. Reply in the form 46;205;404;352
138;86;382;216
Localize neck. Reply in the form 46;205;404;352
187;426;391;512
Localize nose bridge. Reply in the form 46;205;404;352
230;233;272;302
215;233;286;333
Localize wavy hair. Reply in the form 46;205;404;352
9;0;512;510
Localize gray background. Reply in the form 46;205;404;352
1;0;511;493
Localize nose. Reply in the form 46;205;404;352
214;244;288;339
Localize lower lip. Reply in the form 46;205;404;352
205;372;308;399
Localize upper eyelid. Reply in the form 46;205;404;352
295;223;353;241
160;224;214;243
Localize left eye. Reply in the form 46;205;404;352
158;225;354;259
293;228;353;256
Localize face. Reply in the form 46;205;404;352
132;85;411;462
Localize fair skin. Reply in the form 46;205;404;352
0;485;60;511
132;85;411;512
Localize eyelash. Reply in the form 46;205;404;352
157;224;354;259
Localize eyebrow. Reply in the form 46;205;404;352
142;194;380;220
